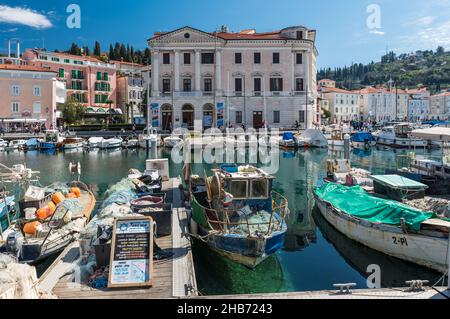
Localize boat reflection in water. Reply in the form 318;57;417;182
192;239;285;296
312;208;443;288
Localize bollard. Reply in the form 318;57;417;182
344;134;351;160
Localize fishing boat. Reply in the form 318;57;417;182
184;164;289;268
24;138;41;151
63;137;85;150
327;129;346;148
324;159;373;189
279;132;298;149
99;137;122;149
38;130;65;150
0;182;96;264
298;129;328;148
351;132;376;150
86;137;104;149
314;183;450;273
138;127;159;149
377;123;430;148
7;140;27;150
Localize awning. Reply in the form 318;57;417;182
0;118;47;123
410;127;450;142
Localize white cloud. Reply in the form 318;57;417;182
415;16;436;26
370;30;385;36
0;5;52;29
0;27;18;33
399;20;450;50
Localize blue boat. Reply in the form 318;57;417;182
25;138;40;151
0;196;15;232
38;130;64;150
185;164;289;268
351;131;376;149
280;132;297;149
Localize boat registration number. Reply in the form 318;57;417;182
392;236;408;246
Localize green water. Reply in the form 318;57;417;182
0;147;444;295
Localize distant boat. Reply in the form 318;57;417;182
7;140;27;150
298;129;328;148
86;137;104;149
24;138;41;151
314;183;450;273
0;139;8;149
138;127;159;149
377;124;430;148
122;138;139;149
63;137;85;150
185;164;289;268
163;135;183;149
38;130;64;150
99;137;122;149
351;132;376;150
279;132;297;149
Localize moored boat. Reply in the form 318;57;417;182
86;137;104;149
99;137;122;149
351;132;376;150
163;135;184;149
63;137;85;149
7;139;27;150
377;124;430;148
138;127;159;149
279;132;297;149
298;129;328;148
122;138;139;149
38;130;65;150
185;164;289;268
314;183;450;273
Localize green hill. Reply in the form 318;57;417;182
318;47;450;93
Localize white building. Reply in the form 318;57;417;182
319;87;359;123
430;92;450;120
407;88;430;122
147;25;319;131
356;87;409;122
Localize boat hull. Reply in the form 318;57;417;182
377;137;428;148
314;194;448;273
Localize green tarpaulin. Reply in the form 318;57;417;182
315;183;437;232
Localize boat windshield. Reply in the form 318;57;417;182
251;179;269;198
229;180;248;199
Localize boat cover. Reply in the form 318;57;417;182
282;132;294;141
351;132;374;143
370;175;428;190
0;196;15;231
315;183;437;232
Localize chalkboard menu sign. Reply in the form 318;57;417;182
108;216;154;288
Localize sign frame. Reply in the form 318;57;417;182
108;216;154;289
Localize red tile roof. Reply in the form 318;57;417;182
320;86;356;94
0;64;56;73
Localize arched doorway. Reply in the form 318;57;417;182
203;104;215;129
161;104;173;132
182;104;194;130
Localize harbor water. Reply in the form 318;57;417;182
0;147;444;295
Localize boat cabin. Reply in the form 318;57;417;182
394;124;413;139
44;130;64;143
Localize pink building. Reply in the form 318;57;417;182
0;63;63;131
23;49;118;120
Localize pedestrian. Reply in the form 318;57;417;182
295;121;299;129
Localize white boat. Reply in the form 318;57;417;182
99;137;123;149
298;129;328;148
258;135;281;148
63;137;85;150
163;136;184;148
86;137;104;149
377;124;429;148
7;140;27;150
122;138;139;149
327;130;346;148
279;132;298;149
0;139;8;148
138;127;159;149
314;183;450;274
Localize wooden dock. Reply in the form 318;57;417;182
38;177;198;299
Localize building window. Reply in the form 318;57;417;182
254;52;261;64
273;52;280;64
103;73;109;81
235;52;242;64
184;53;191;65
236;111;243;124
11;102;19;113
58;68;65;78
97;72;102;81
254;78;262;92
299;110;305;123
270;78;283;92
295;78;304;92
296;53;303;64
163;53;170;64
296;31;304;39
274;111;280;123
183;79;192;92
204;78;212;92
33;102;41;114
11;85;20;96
33;86;41;96
201;53;214;64
162;79;171;93
235;78;243;93
51;57;60;62
64;59;70;63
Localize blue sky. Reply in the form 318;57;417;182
0;0;449;68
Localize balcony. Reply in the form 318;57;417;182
294;91;306;96
253;91;262;97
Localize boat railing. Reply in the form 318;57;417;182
196;191;289;236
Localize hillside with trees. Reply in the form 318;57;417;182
63;41;151;65
318;47;450;93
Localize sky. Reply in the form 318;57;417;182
0;0;450;69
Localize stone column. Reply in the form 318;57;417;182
152;49;159;97
195;49;201;92
215;48;222;94
174;50;180;92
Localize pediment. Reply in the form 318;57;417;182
149;26;224;44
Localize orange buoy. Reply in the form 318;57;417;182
67;193;77;199
23;221;42;236
51;192;65;205
47;201;56;214
36;207;52;220
70;187;81;198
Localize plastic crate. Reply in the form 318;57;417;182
137;203;172;237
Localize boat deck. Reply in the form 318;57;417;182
38;178;198;299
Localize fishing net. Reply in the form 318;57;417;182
228;211;282;237
405;197;450;218
45;182;70;195
0;254;40;299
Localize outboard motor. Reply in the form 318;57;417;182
6;231;24;259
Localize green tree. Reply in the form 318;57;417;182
61;96;86;124
322;108;331;120
94;41;101;56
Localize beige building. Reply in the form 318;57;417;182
147;26;318;131
318;79;336;88
0;64;65;131
430;92;450;120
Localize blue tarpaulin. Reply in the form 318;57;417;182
282;132;294;141
351;132;374;143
